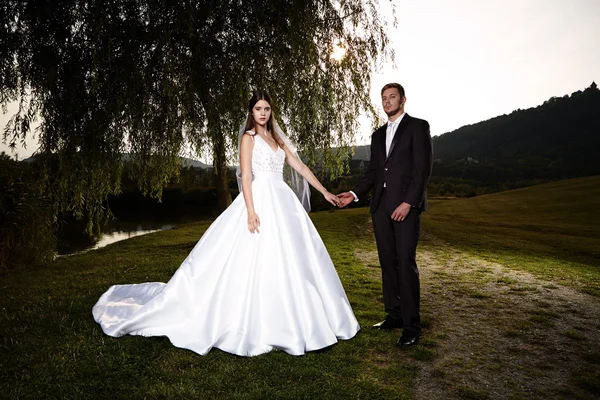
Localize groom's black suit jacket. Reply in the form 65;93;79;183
352;114;433;213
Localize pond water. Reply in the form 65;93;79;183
57;220;180;256
90;224;174;250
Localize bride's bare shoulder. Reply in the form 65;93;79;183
240;131;254;147
241;130;256;145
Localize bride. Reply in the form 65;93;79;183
92;90;360;356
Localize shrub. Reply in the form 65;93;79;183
0;153;55;269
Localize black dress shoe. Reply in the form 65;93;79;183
396;331;420;347
372;316;403;330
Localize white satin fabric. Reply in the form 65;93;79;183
92;134;360;356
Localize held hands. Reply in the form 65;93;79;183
391;202;412;222
333;193;412;220
323;191;342;207
336;192;354;208
247;211;260;233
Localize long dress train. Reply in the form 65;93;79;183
92;133;360;356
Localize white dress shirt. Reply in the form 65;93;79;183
386;112;405;157
350;112;406;201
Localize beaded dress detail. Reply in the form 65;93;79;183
251;133;286;174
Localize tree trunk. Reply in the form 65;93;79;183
213;134;232;212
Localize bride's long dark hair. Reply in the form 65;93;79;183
244;90;283;147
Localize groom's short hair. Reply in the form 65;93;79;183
381;83;405;97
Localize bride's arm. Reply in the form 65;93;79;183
240;134;260;233
282;145;339;206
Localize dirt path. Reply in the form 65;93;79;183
357;232;600;399
414;232;600;399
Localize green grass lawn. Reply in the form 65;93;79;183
423;175;600;296
0;209;421;400
2;176;598;399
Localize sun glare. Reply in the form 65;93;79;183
331;43;347;62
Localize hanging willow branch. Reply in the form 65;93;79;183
1;0;394;232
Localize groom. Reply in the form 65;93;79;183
338;83;433;347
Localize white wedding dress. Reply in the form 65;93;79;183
92;133;360;356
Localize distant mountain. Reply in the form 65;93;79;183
179;157;210;169
429;83;600;183
22;83;600;193
122;153;210;169
351;83;600;171
344;83;600;196
350;145;370;160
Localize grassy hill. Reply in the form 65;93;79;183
423;175;600;295
2;177;599;398
433;84;600;167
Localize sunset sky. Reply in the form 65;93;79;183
366;0;600;142
2;0;599;158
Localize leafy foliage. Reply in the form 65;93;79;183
1;0;391;230
0;153;55;269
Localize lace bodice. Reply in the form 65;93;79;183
250;133;286;174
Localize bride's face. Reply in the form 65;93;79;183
252;100;271;127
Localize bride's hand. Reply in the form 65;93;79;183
323;192;341;207
247;211;260;233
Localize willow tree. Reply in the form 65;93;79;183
1;0;392;231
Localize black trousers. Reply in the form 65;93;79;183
372;189;421;333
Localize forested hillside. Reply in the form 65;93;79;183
351;82;600;196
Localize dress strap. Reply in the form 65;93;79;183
245;130;256;141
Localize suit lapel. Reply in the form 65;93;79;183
386;114;411;162
378;125;387;161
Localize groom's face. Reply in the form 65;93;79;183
382;88;405;117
